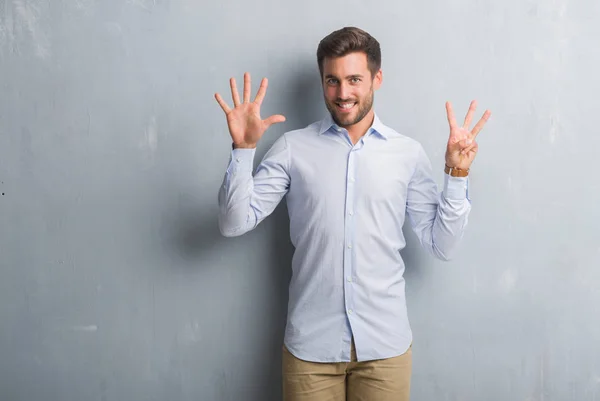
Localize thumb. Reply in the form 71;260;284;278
263;114;286;128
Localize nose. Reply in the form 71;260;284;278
337;82;350;100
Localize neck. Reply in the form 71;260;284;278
345;110;375;144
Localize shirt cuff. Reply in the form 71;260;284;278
227;148;256;175
443;174;469;200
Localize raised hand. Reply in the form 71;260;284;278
445;100;491;171
215;72;286;149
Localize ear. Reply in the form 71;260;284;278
373;69;383;90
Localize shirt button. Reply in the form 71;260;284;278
348;211;353;216
347;276;352;282
347;244;352;249
235;158;241;163
348;309;353;314
349;177;355;182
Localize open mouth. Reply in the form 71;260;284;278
335;102;357;113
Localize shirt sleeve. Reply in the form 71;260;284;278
405;144;471;261
217;134;291;237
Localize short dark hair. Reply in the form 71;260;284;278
317;27;381;78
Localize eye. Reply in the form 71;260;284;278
351;77;361;83
326;78;339;85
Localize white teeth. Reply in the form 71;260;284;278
338;103;355;109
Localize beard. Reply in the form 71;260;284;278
325;88;374;128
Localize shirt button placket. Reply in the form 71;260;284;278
345;148;356;319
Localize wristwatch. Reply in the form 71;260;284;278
444;164;469;177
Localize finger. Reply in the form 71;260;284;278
471;110;492;138
263;114;286;128
230;78;241;107
254;78;268;106
463;100;477;129
446;101;458;130
461;140;478;155
464;143;478;158
243;72;251;103
214;93;231;114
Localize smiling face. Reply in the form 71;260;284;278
322;51;382;128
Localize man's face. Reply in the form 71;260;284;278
322;52;382;128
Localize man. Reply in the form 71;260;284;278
215;27;490;401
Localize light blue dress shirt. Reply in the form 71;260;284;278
218;113;471;363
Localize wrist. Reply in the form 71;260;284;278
444;164;469;177
232;142;257;149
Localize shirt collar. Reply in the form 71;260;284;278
318;112;390;140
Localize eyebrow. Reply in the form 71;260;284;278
325;74;364;80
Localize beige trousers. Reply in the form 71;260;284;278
282;341;412;401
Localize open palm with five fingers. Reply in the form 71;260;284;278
214;72;286;149
445;100;491;171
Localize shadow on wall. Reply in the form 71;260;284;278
156;62;323;399
284;62;324;129
166;60;323;262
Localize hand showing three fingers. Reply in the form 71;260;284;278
445;100;491;171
